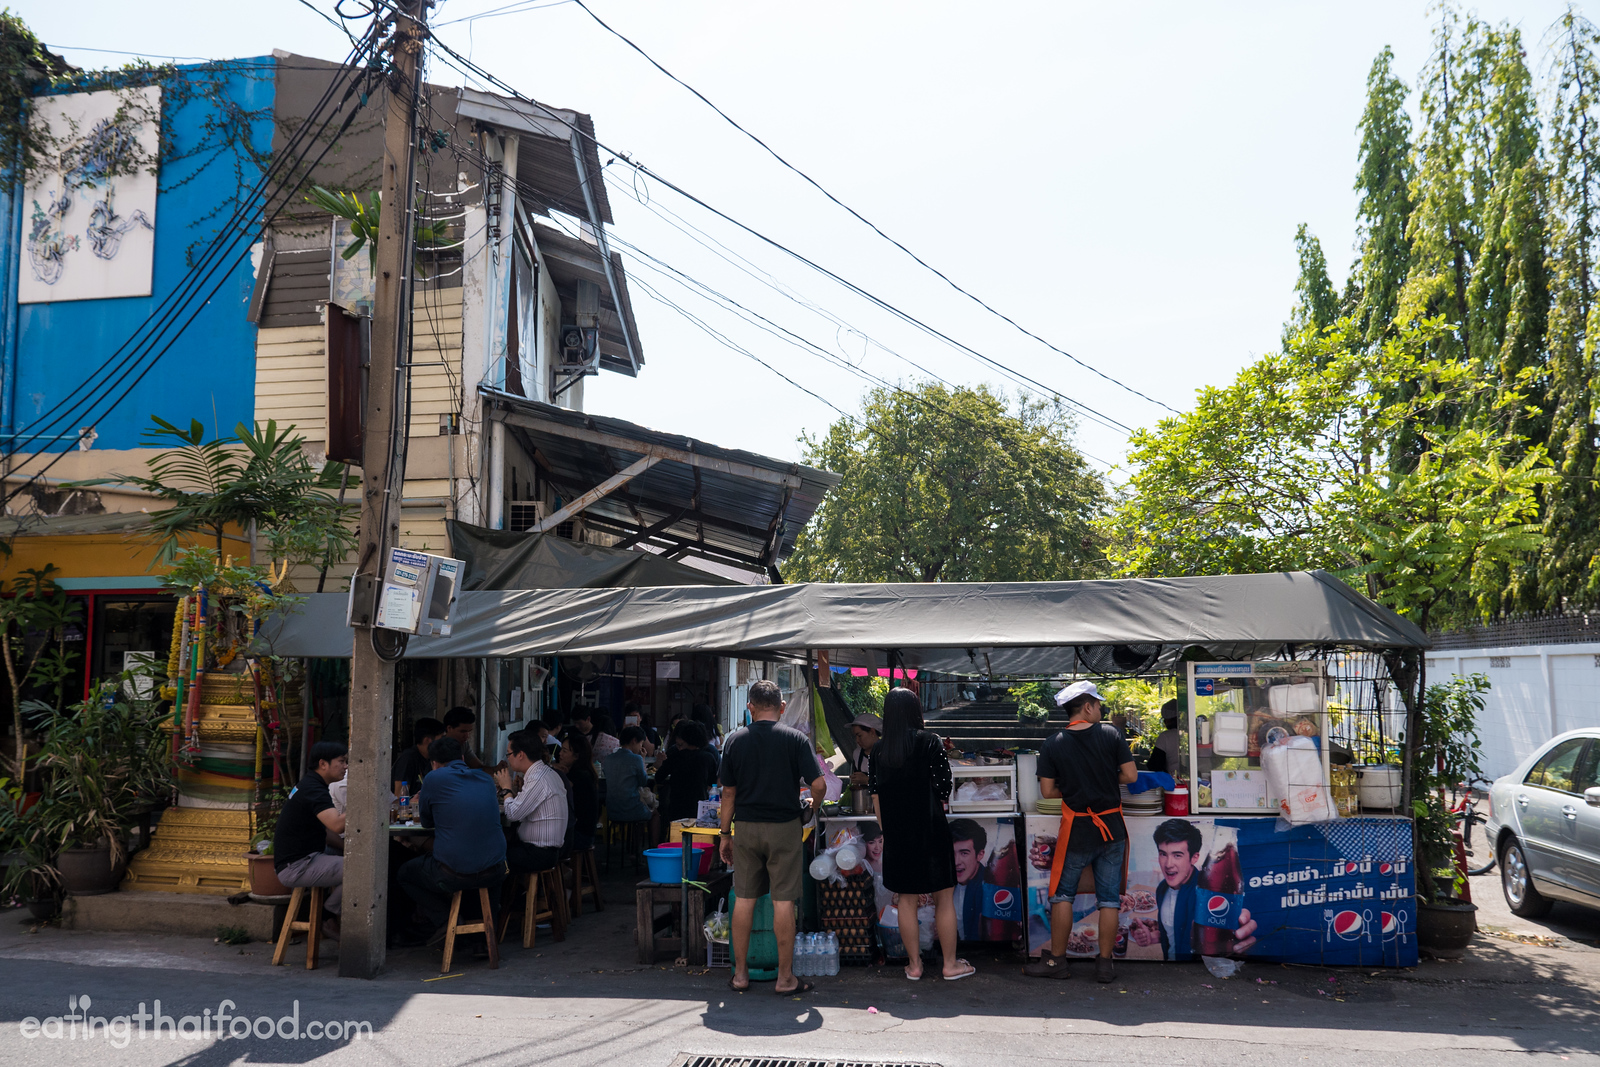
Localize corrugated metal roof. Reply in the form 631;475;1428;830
455;89;613;225
0;511;156;537
485;392;839;573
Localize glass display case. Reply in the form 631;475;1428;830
1186;661;1331;815
948;760;1019;813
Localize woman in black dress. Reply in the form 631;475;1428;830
870;687;974;981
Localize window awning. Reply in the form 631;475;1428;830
484;391;840;578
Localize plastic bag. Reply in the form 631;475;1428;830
703;899;730;944
1203;955;1242;978
1262;736;1337;825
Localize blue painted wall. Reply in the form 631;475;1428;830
7;58;277;449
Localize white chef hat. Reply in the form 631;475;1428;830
1053;679;1103;707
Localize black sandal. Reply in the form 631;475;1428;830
727;977;749;993
775;979;815;996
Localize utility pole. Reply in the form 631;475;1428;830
341;0;425;979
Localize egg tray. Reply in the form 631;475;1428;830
816;870;879;965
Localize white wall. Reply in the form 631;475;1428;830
1428;643;1600;782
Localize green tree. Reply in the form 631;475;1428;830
1352;46;1416;347
787;383;1107;582
0;566;79;775
1540;10;1600;606
1400;8;1494;364
1105;318;1552;630
1283;224;1342;348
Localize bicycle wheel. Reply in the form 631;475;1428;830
1463;812;1495;875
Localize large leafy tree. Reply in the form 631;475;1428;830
1105;318;1552;631
1352;46;1416;348
1540;11;1600;607
787;383;1107;583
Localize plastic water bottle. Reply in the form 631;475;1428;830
804;934;819;976
793;935;809;976
827;932;840;975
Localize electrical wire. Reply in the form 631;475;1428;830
598;168;1131;437
4;33;379;460
434;0;573;27
411;28;1138;436
569;0;1178;416
3;29;383;505
406;103;1123;481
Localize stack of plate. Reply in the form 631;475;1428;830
1120;784;1164;815
1037;797;1063;816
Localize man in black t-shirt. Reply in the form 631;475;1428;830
1024;681;1137;983
391;717;445;797
275;741;350;934
717;679;826;996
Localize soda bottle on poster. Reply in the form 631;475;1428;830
1191;825;1245;957
981;835;1023;939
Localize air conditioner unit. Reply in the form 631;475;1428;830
559;323;598;366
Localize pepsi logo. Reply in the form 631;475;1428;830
1331;910;1364;940
1207;894;1231;917
992;890;1015;908
1381;911;1399;938
1379;863;1393;875
1344;862;1360;874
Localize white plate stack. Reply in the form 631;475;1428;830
1120;784;1164;816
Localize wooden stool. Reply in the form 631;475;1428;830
635;880;706;964
520;868;569;948
271;885;325;970
567;847;604;916
442;887;499;972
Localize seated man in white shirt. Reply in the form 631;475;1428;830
493;728;569;874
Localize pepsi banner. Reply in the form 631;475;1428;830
1023;814;1416;967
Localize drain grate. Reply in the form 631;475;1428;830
672;1059;942;1067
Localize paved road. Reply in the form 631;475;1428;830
0;898;1595;1067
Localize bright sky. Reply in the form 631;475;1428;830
22;0;1577;476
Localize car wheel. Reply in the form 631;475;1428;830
1501;838;1553;918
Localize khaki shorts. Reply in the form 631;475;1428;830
730;818;804;902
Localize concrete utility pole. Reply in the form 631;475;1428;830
341;0;426;979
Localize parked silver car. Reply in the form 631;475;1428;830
1486;728;1600;917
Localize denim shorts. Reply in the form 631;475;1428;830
1047;837;1126;911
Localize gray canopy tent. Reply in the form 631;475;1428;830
264;570;1429;670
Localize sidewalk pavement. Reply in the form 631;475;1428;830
0;887;1596;1067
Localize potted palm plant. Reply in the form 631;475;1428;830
28;675;174;895
0;778;59;919
1411;674;1489;958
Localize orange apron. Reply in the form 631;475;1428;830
1047;803;1122;899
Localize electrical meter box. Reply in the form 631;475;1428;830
375;548;464;636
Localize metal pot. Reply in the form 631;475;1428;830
1356;765;1404;810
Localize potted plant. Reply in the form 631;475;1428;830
28;674;174;896
1410;674;1489;957
0;777;61;919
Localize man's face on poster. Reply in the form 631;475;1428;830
1158;840;1197;888
953;838;981;884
